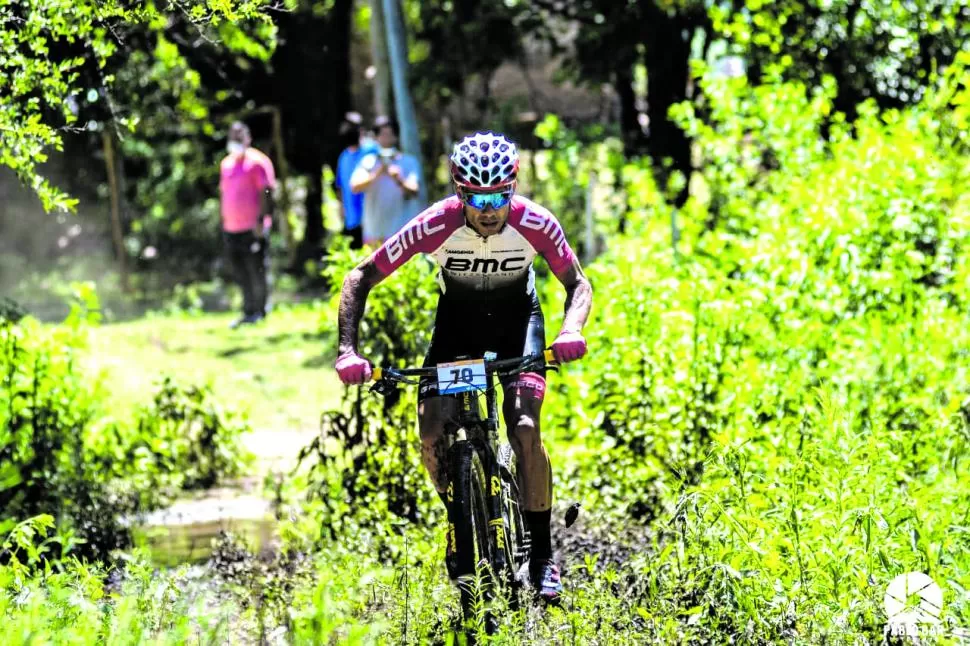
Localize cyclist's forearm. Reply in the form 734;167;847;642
561;276;592;333
337;264;382;355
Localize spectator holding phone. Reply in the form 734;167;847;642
349;116;422;247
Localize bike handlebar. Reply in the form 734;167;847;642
371;349;556;383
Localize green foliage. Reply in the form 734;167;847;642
112;376;252;493
540;60;970;640
410;0;526;110
0;296;127;561
712;0;970;114
0;0;272;212
304;242;440;538
0;298;28;324
113;22;273;276
0;290;251;563
529;115;629;261
0;539;235;644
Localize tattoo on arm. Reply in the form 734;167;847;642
337;260;384;356
557;260;593;334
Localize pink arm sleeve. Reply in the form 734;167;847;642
373;197;463;276
510;199;576;276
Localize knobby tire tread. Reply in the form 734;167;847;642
450;441;492;625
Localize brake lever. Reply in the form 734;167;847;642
369;379;397;396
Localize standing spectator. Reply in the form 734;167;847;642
219;121;276;328
334;113;376;250
350;116;422;247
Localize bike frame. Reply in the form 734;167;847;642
371;350;553;582
444;368;509;578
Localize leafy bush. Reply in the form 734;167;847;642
119;377;251;492
532;57;970;641
0;516;237;644
529;115;630;261
304;242;441;539
0;290;251;563
0;296;128;562
0;298;28;323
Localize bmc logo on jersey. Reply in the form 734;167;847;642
385;218;447;263
519;209;568;258
444;257;527;273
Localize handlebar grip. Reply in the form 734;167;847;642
371;367;383;382
544;348;556;364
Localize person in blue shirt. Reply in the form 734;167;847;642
335;113;378;249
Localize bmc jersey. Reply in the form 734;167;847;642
372;195;576;296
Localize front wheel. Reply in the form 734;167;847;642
449;441;493;625
497;443;529;588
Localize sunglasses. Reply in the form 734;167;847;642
460;188;513;210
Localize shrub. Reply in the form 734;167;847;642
1;287;251;563
306;242;441;539
533;56;970;641
0;516;236;644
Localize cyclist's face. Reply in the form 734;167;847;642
460;186;513;237
463;200;512;237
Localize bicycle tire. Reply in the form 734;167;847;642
449;441;493;621
497;443;530;586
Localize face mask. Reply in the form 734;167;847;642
227;141;246;155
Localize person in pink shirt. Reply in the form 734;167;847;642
220;121;276;328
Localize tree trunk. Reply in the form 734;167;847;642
269;106;295;265
642;6;694;208
273;0;353;268
101;130;128;292
614;61;648;158
302;169;324;262
370;0;393;116
381;0;426;203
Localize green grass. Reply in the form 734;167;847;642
83;302;344;475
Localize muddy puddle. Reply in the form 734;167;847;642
130;487;278;567
128;428;315;567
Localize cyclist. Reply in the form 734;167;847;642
334;131;593;602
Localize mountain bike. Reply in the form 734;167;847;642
369;349;556;624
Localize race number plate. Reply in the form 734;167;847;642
437;359;488;394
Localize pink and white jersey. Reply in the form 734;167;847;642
372;195;576;296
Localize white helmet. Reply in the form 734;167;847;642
450;131;519;190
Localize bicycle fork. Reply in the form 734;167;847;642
443;391;511;581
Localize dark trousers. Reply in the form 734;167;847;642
224;230;268;317
343;226;363;250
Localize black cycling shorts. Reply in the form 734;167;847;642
417;288;546;401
